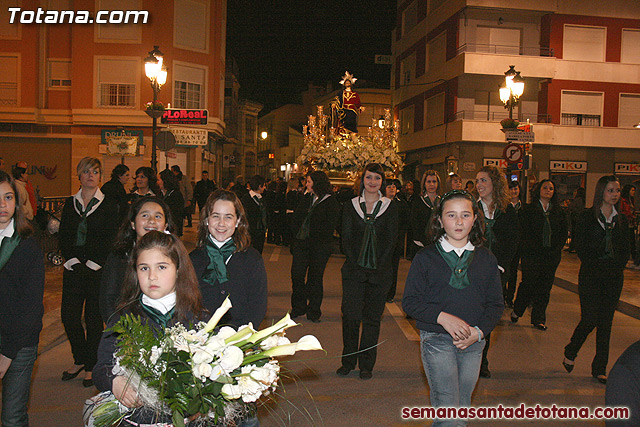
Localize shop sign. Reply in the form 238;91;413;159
463;162;476;172
100;129;143;156
170;128;208;146
549;161;587;172
161;109;208;125
614;163;640;175
483;158;509;169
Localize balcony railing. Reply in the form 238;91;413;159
561;114;601;127
456;44;554;57
452;110;552;123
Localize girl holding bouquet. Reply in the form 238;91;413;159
403;190;503;426
0;170;45;427
93;231;207;424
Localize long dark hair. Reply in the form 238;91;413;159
112;196;176;257
309;170;332;198
622;184;635;201
592;175;620;216
531;179;560;210
0;170;33;238
428;190;485;247
197;189;251;252
117;231;205;323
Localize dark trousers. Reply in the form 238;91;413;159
387;248;401;301
61;264;104;371
481;270;508;370
340;276;390;372
505;247;521;304
565;264;623;376
250;230;265;254
513;252;561;324
290;241;331;320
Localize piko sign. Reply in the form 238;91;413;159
161;109;208;125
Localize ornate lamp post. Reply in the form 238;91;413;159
499;65;525;120
144;46;168;172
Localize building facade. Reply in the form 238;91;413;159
0;0;227;196
392;0;640;203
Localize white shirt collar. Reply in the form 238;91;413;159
209;235;233;248
141;291;176;315
439;235;475;257
539;199;550;212
72;187;105;216
0;218;15;244
351;193;392;219
249;190;262;199
598;206;618;229
479;198;494;219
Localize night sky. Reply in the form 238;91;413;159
226;0;397;113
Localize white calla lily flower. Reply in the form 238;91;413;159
203;296;232;333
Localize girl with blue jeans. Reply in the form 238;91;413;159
0;170;45;427
403;191;503;426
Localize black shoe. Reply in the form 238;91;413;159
593;374;607;384
479;366;491;378
359;370;372;380
533;323;548;331
82;378;94;388
290;310;305;319
308;318;321;323
510;312;519;323
386;298;394;303
336;366;351;376
562;357;575;373
61;366;84;381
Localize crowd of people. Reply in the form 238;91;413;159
1;156;639;426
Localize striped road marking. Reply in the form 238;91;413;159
386;301;420;341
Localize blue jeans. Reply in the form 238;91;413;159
1;345;38;427
420;330;485;427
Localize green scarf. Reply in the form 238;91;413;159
436;241;475;289
357;200;382;269
296;195;319;240
253;196;267;231
139;295;175;329
203;237;236;284
74;197;99;247
480;202;501;251
0;231;21;272
598;212;617;259
542;208;552;248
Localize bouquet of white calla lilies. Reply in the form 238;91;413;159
85;297;323;427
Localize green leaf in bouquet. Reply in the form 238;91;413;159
172;410;185;427
214;374;235;384
187;396;201;415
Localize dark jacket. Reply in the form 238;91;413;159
519;201;568;258
98;252;128;323
59;196;118;267
479;201;520;269
575;208;630;270
291;193;340;245
410;196;436;247
241;193;265;234
190;246;268;329
0;236;44;359
341;197;398;284
101;178;128;221
402;244;504;337
193;179;217;210
393;196;410;254
162;189;184;234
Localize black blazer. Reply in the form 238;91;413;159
241;193;265;234
101;178;128;220
59;195;119;267
341;197;398;284
479;201;520;269
291;193;340;245
0;236;44;360
575;208;630;270
410;196;436;247
190;246;268;329
519;201;568;258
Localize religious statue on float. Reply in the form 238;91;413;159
330;71;365;134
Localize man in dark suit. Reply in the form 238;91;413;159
193;170;217;213
241;175;267;253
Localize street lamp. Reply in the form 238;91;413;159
499;65;525;120
144;45;168;172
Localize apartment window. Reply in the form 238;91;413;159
561;91;603;126
563;25;605;62
476;26;521;55
621;29;640;64
96;57;138;108
425;93;445;128
245;117;256;144
619;94;640;128
0;55;19;106
428;32;446;72
400;105;415;135
174;0;209;52
400;53;416;86
402;1;417;36
48;60;71;87
173;62;206;109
